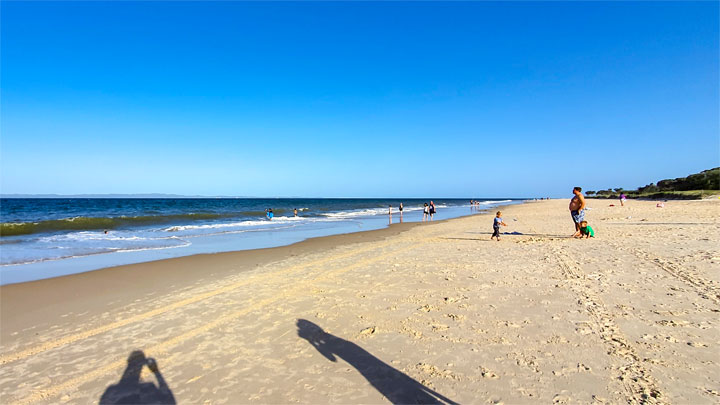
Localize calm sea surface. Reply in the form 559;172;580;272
0;198;520;284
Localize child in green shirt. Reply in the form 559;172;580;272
579;220;594;238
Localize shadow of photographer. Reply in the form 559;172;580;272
99;350;175;404
297;319;458;404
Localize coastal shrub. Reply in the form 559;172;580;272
638;183;659;193
588;167;719;200
641;168;719;192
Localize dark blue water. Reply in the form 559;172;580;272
0;198;519;284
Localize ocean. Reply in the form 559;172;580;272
0;198;519;284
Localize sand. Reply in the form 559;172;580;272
1;199;718;404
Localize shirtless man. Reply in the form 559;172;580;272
569;186;586;237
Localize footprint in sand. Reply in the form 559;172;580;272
574;322;593;335
686;341;708;347
479;367;499;379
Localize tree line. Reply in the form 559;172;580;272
585;167;719;199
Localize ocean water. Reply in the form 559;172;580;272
0;198;519;284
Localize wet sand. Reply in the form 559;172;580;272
1;199;718;404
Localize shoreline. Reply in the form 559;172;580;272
0;200;518;285
1;207;495;342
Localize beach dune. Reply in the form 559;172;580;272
1;199;719;404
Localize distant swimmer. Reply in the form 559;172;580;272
388;205;392;216
266;208;274;220
569;187;586;237
294;208;298;217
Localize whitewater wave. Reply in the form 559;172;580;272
164;216;307;232
477;199;512;205
322;208;389;218
0;213;230;237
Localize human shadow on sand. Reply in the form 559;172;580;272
297;319;458;405
443;231;570;241
99;350;176;404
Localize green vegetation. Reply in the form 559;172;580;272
586;168;719;200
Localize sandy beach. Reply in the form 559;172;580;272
1;198;719;404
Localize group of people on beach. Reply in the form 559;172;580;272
489;187;596;241
422;201;436;222
264;193;593;240
386;201;436;223
569;187;594;239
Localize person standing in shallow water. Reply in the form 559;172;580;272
423;203;429;222
429;201;436;221
569;187;586;237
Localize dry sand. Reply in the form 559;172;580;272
1;199;719;404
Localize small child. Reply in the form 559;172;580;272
579;220;594;238
491;211;507;241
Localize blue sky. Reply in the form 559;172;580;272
1;1;717;198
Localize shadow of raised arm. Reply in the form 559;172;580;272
297;319;458;405
99;350;176;405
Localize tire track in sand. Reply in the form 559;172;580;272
606;241;720;306
11;240;425;405
551;244;665;404
0;240;399;366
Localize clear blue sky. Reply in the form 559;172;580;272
1;1;717;198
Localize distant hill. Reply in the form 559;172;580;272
587;168;720;199
638;167;719;193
